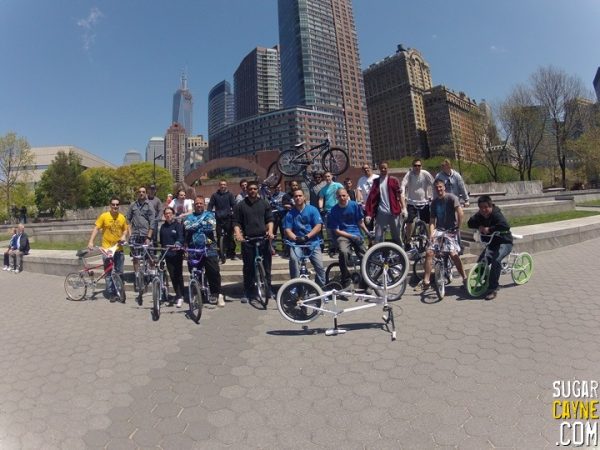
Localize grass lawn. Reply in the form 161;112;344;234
577;200;600;207
32;240;88;251
510;210;600;227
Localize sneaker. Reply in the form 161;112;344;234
109;296;117;303
217;294;225;307
419;281;430;292
2;266;8;271
240;296;248;304
484;290;498;301
176;298;184;308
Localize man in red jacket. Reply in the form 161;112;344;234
364;162;405;245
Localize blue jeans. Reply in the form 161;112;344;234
104;250;124;295
486;243;512;291
289;245;326;286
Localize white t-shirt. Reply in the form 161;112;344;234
169;198;193;217
378;176;391;214
401;170;434;206
357;174;379;203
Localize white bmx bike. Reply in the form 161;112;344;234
276;242;409;341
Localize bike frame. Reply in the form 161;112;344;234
291;139;330;165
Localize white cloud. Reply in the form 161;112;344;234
490;45;508;54
77;7;104;53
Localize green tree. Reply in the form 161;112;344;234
114;162;173;204
0;132;35;218
571;109;600;186
35;150;87;217
531;66;588;188
82;167;117;207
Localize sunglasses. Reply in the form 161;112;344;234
248;187;258;191
413;164;422;167
111;203;119;207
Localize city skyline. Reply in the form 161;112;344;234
0;0;598;165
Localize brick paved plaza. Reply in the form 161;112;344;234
1;238;599;449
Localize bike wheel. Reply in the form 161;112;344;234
321;147;349;176
188;278;204;324
265;161;283;186
256;263;269;309
375;277;407;302
512;252;533;285
151;277;161;321
111;272;126;303
467;262;489;297
64;272;87;301
277;278;323;324
325;262;342;284
135;270;145;305
432;262;445;300
412;255;425;282
278;149;302;176
413;220;428;253
361;242;409;290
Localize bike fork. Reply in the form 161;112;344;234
382;305;396;341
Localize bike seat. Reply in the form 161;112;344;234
294;141;305;148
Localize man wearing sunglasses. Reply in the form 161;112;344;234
401;158;434;247
87;197;128;302
283;189;325;285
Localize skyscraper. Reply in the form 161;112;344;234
172;73;193;136
363;45;432;162
277;0;371;166
208;80;234;138
423;85;482;162
234;46;282;121
145;137;165;165
123;150;142;165
165;123;186;183
594;67;600;102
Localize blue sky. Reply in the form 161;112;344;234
1;0;598;165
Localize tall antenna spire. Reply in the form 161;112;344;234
181;69;188;91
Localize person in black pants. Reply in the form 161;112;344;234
233;181;274;304
208;180;237;263
160;207;185;308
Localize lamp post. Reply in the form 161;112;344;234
153;151;164;185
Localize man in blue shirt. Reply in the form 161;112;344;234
318;171;344;256
328;188;369;287
283;189;325;286
184;196;224;307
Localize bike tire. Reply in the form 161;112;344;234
512;252;534;285
111;272;126;303
321;147;349;176
375;277;407;302
135;270;145;305
433;262;445;300
413;220;428;253
265;161;283;186
277;278;323;324
151;277;161;321
361;242;409;290
256;262;269;309
467;262;489;297
278;149;303;176
188;278;204;324
325;262;342;284
412;255;425;282
64;272;87;301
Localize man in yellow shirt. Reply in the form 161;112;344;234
88;196;129;302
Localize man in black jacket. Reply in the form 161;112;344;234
208;180;237;263
233;181;274;304
8;223;30;273
467;195;513;300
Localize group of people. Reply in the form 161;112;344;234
87;185;225;307
82;156;512;307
